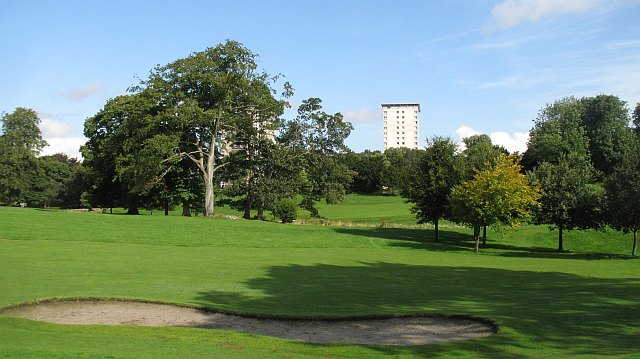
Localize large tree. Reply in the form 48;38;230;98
0;108;48;206
135;40;290;216
405;136;462;241
450;154;539;253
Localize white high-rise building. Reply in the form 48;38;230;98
382;103;420;150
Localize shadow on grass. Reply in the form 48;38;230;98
334;227;475;252
335;227;638;260
193;262;640;358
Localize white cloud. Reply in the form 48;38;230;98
490;131;529;153
40;137;85;159
38;114;85;159
39;118;78;138
62;82;104;100
344;108;379;124
491;0;600;29
455;125;480;140
455;125;529;153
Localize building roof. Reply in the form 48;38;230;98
381;103;420;112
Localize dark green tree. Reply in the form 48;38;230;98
342;150;385;194
405;136;462;241
605;137;640;256
381;147;421;195
580;95;633;175
530;153;604;252
0;108;48;206
135;40;290;217
522;96;589;170
279;98;353;217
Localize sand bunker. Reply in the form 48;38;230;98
2;300;496;345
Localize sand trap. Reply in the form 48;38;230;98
2;299;496;345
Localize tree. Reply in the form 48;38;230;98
522;96;589;171
460;134;508;243
633;102;640;133
135;40;290;216
405;136;462;241
605;137;640;256
279;98;353;217
0;108;48;206
580;95;633;175
450;154;539;253
381;147;421;195
342;150;385;194
530;153;604;252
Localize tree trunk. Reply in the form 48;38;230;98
182;201;191;217
434;218;439;242
257;204;265;221
474;232;480;254
164;199;169;216
203;152;215;217
482;225;487;247
633;229;637;256
473;225;480;241
558;225;564;252
127;206;139;215
243;196;251;220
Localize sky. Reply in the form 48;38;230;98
1;0;639;158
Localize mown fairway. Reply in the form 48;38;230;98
0;197;638;358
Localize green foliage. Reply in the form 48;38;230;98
341;150;385;194
605;137;640;255
273;198;297;223
530;153;604;252
405;136;462;240
279;98;354;217
380;147;421;195
451;155;540;253
580;95;633;175
0;108;66;207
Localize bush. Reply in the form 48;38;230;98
274;198;297;223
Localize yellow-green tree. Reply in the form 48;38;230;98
450;154;540;253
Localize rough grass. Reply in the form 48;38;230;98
0;200;638;358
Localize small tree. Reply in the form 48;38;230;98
405;136;463;241
450;155;539;253
273;198;298;223
530;153;604;252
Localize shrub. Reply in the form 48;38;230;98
274;198;297;223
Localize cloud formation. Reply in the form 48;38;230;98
40;137;85;159
343;108;379;124
39;118;78;138
491;0;600;29
62;82;104;100
38;114;85;159
455;125;529;154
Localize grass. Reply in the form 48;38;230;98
0;197;639;358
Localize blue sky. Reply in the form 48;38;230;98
1;0;639;158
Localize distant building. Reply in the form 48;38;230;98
382;103;420;150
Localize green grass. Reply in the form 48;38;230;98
0;199;639;358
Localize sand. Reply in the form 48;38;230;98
2;299;496;346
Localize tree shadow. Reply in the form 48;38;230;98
333;227;475;252
192;262;640;358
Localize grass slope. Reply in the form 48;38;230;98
0;201;638;358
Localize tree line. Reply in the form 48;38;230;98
343;95;640;255
1;41;639;255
